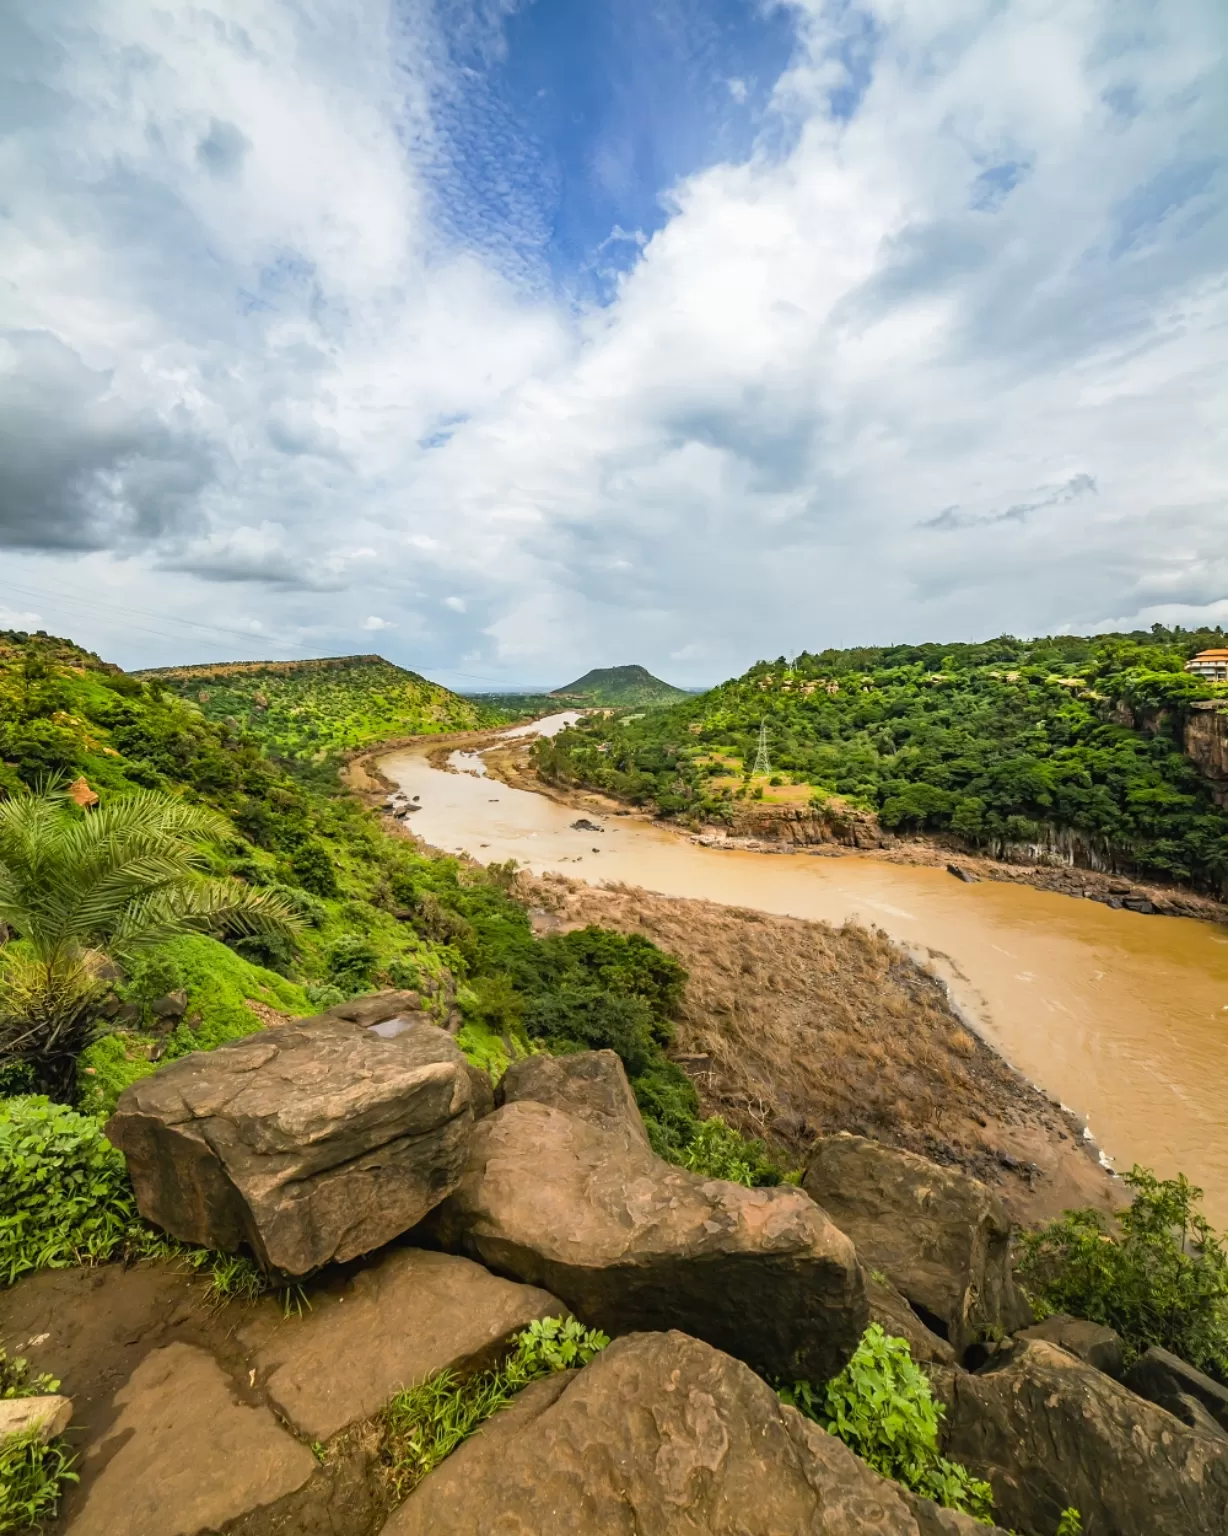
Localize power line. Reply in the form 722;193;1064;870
752;717;771;776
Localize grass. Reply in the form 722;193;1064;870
0;1350;77;1535
380;1316;608;1497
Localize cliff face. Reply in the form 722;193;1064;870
1184;704;1228;806
719;801;889;849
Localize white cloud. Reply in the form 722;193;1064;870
362;615;395;631
0;606;43;631
1;0;1225;681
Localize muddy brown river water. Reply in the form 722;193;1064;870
381;716;1228;1225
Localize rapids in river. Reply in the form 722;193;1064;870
381;714;1228;1225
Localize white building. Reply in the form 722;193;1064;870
1185;649;1228;682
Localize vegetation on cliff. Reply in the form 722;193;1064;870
550;663;688;706
535;626;1228;894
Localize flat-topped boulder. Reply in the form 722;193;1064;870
945;1337;1228;1535
427;1099;867;1383
1124;1346;1228;1439
384;1330;1010;1535
803;1133;1031;1355
498;1048;651;1146
1016;1313;1124;1377
255;1247;563;1441
107;1016;475;1274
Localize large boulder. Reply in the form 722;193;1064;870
383;1330;1009;1535
498;1048;650;1146
944;1337;1228;1535
1124;1346;1228;1440
255;1247;562;1441
427;1100;867;1383
803;1133;1031;1356
1016;1313;1124;1377
107;1017;476;1274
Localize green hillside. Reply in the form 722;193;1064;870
136;654;481;769
550;664;687;707
535;628;1228;895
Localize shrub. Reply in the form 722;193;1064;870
381;1316;608;1495
289;839;339;898
524;987;660;1075
325;934;381;992
0;1096;134;1284
680;1116;782;1186
1016;1166;1228;1381
781;1325;994;1522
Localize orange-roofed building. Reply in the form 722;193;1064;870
1184;649;1228;682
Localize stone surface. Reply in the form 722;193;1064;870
497;1048;650;1146
803;1133;1031;1356
65;1343;317;1536
257;1247;562;1441
1124;1345;1228;1436
0;1394;72;1443
107;1016;475;1274
944;1337;1228;1535
1016;1312;1124;1377
868;1275;956;1366
316;990;425;1027
428;1100;867;1383
384;1330;1009;1535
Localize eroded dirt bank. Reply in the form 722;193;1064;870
516;871;1120;1228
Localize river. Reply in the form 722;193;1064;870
381;715;1228;1226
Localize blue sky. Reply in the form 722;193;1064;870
1;0;1226;687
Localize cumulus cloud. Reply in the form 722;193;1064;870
1;0;1225;679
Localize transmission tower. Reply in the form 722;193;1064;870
752;717;771;777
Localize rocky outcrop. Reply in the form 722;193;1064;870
255;1247;562;1441
384;1330;1009;1535
944;1338;1228;1535
428;1100;868;1382
107;1016;475;1274
803;1134;1031;1356
65;1342;318;1536
1124;1346;1228;1440
1016;1313;1123;1377
498;1048;651;1146
1185;703;1228;807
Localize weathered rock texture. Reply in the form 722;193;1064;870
107;1017;475;1274
0;1394;72;1444
428;1100;867;1382
944;1338;1228;1535
803;1133;1031;1356
1124;1345;1228;1439
1016;1313;1123;1377
384;1330;1008;1536
1185;703;1228;807
498;1048;650;1147
868;1276;956;1366
65;1343;317;1536
257;1247;562;1440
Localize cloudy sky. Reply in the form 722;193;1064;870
2;0;1226;688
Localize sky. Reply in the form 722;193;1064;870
1;0;1226;690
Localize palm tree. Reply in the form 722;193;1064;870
0;786;301;1098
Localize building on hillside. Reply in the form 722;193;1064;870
1184;649;1228;681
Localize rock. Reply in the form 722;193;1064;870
946;864;978;883
498;1049;650;1147
0;1394;73;1444
1016;1313;1123;1377
570;818;602;832
384;1330;1009;1536
944;1338;1228;1535
802;1133;1031;1357
150;989;188;1020
868;1275;956;1366
107;1016;475;1274
1124;1345;1228;1436
257;1248;562;1441
428;1100;867;1383
66;776;98;809
463;1062;496;1120
66;1343;317;1536
315;989;425;1026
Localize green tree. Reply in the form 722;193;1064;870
0;787;299;1098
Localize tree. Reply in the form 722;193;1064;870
0;786;300;1099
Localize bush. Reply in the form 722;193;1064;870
325;934;381;992
524;987;660;1075
1017;1165;1228;1381
381;1316;608;1495
680;1116;782;1186
289;839;339;898
0;1096;135;1284
781;1325;994;1522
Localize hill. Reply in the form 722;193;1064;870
135;654;482;770
534;627;1228;896
550;664;687;706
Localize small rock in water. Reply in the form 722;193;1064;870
946;863;978;883
570;817;603;832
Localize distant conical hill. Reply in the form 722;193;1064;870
136;654;479;763
550;664;687;706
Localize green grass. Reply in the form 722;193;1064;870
0;1347;77;1533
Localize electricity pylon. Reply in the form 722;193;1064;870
751;718;771;777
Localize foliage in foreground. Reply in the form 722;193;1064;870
780;1325;995;1523
1017;1166;1228;1382
381;1315;609;1494
0;1351;77;1535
